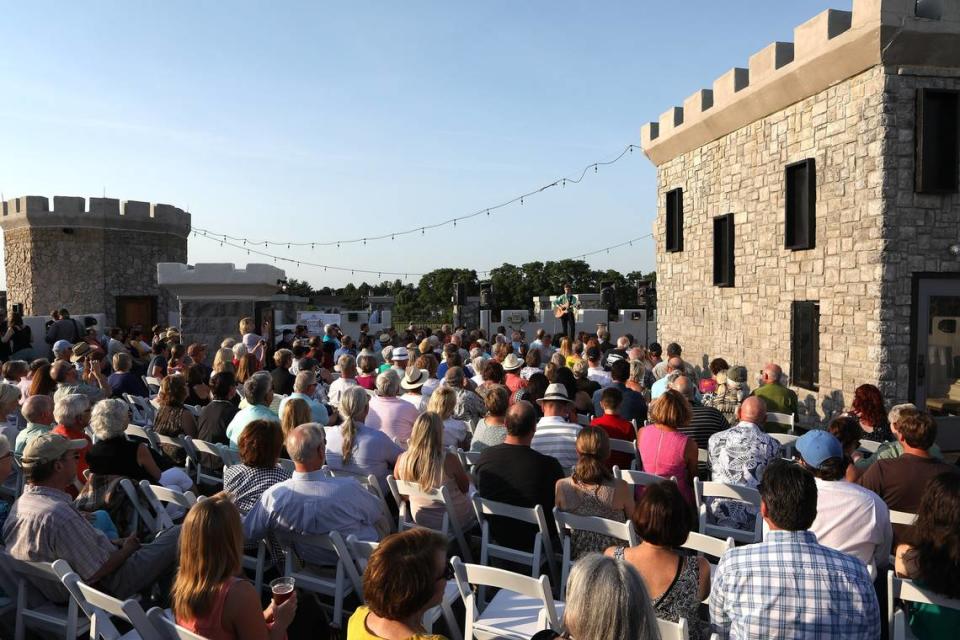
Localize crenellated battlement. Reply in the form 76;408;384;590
641;0;960;166
0;195;191;236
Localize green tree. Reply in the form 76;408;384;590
284;278;315;297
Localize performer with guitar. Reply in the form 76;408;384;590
553;283;581;341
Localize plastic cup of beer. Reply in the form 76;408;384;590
270;577;295;605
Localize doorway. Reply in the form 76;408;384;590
116;296;157;331
911;275;960;414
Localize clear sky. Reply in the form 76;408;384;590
0;1;840;289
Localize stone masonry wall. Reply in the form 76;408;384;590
879;69;960;401
655;65;887;423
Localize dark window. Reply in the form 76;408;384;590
916;89;959;194
665;188;683;253
791;301;820;391
713;214;735;287
785;159;816;250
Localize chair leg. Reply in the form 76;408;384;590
14;581;25;640
66;598;78;639
441;600;463;640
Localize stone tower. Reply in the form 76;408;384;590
0;196;191;327
641;0;960;423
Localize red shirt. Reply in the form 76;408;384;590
52;423;92;496
505;373;527;402
591;413;636;470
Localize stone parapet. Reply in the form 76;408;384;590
641;0;960;166
158;263;286;299
0;195;191;236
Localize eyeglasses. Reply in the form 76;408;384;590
437;563;455;582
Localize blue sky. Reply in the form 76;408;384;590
0;1;840;289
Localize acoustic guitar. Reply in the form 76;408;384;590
554;304;572;319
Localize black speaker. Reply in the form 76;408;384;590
600;281;617;322
479;281;493;309
453;282;466;306
644;286;657;312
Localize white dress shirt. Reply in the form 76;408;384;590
808;477;892;577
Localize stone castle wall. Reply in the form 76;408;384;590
654;65;887;421
1;196;190;326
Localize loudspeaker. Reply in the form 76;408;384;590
453;282;466;305
479;281;493;309
600;281;617;322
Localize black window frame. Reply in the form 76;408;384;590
791;300;820;392
785;158;816;250
916;88;960;194
665;188;683;253
713;213;735;288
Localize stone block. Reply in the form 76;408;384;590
122;200;151;219
748;42;795;84
20;196;49;213
712;68;750;106
659;107;684;135
89;198;120;215
683;89;714;117
794;9;853;61
53;196;85;214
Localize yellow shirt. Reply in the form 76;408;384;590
347;606;446;640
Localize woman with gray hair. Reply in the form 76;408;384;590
226;371;279;447
366;369;420;446
324;386;402;491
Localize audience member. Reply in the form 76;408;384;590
707;396;781;531
107;352;149;398
29;362;57;399
226;372;279;447
399;367;428;411
347;528;449;640
245;424;388;565
670;375;729;450
894;472;960;638
444;366;484;423
328;355;359;406
795;429;892;578
750;363;797;431
849;403;944;480
520;349;541;380
590;386;635;469
531;383;581;471
51;393;92;491
323;386;402;491
15;394;55;455
469;384;509;452
637;390;698;503
3;433;181;601
356;350;378;390
709;459;880;638
279;370;330;426
366;370;419;446
849;383;894;443
592;360;647;424
426;385;469;449
198;371;240;445
702;364;748;424
50;358;106;403
271;349;296;396
173;493;297;640
394;412;475;531
153;374;198;465
605;481;710;639
280;397;312;447
562;554;660;640
556;427;633;558
224;419;290;515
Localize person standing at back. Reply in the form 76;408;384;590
553;283;580;342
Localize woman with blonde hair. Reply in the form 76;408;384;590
559;337;579;368
173;493;297;640
213;348;236;375
637;389;698;504
154;374;198;466
394;412;475;531
235;354;259;385
239;316;268;366
556;426;634;559
426;385;468;449
324;386;402;491
279;398;311;443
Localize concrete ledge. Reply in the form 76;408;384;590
158;263;286;299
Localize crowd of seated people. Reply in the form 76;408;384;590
0;316;958;639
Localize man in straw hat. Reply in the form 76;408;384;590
530;383;581;471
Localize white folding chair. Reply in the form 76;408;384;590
858;439;882;455
183;404;200;419
9;556;90;640
888;570;960;639
277;458;295;474
681;531;734;603
124;425;161;453
146;608;205;640
387;475;473;561
57;568;162;640
694;479;762;544
182;437;225;487
553;508;637;599
613;466;677;487
472;497;557;584
218;445;241;466
576;413;592;427
122;396;148;427
456;448;482;472
340;534;462;640
241;539;269;595
118;478;161;536
890;510;917;527
451;556;563;640
276;532;354;629
657;616;690;640
766;412;795;434
153;433;195;469
127;395;157;426
138;481;197;532
608;438;640;471
769;432;799;458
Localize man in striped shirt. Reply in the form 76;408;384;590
531;383;580;472
671;375;728;449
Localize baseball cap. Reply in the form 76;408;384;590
795;430;843;469
21;433;87;467
52;340;73;355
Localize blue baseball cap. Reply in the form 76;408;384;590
795;430;843;469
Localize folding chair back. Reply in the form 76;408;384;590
858;439;882;455
769;432;798;458
889;510;917;527
154;433;194;468
123;396;148;426
657;616;690;640
277;458;295;474
125;424;161;452
451;556;562;640
386;475;472;561
765;412;795;434
614;466;676;486
183;437;226;487
10;556;89;640
146;608;205;640
59;570;162;640
694;478;763;544
554;507;637;598
455;448;481;472
138;481;197;532
681;531;734;561
7;454;25;499
887;570;960;638
276;532;353;629
608;438;640;471
119;478;160;536
472;496;557;583
576;413;592;427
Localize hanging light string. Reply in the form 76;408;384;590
191;228;653;279
191;144;640;249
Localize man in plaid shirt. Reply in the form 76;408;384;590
710;459;880;639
